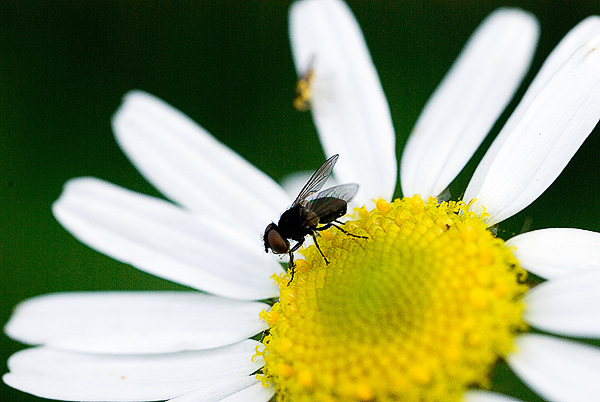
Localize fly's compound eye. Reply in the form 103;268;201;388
266;226;290;254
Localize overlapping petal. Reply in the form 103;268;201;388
289;0;396;204
508;334;600;402
113;91;291;234
215;381;274;402
466;16;600;200
167;377;273;402
506;228;600;278
401;9;539;199
5;292;269;354
524;268;600;338
465;33;600;224
53;178;283;300
3;341;264;401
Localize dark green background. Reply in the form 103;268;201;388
1;1;599;402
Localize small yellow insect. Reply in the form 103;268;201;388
293;66;314;111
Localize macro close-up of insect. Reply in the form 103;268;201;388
263;154;367;282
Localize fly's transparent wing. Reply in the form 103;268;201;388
306;183;359;203
292;154;339;207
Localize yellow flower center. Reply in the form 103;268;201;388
257;195;527;402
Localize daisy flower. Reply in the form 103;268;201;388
4;0;600;401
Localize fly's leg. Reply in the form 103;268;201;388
316;220;368;239
287;251;296;285
311;232;329;265
287;238;305;285
332;222;368;239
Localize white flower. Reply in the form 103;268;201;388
4;0;600;401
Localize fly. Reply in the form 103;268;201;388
263;154;366;282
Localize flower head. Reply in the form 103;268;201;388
259;197;529;402
4;1;600;402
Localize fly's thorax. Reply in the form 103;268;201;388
277;205;309;238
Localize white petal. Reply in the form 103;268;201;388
113;90;291;234
506;228;600;278
401;9;539;199
466;16;600;201
167;376;267;402
4;341;264;402
463;390;524;402
217;381;274;402
5;292;269;354
508;334;600;402
465;32;600;225
290;0;396;204
524;268;600;338
53;178;283;300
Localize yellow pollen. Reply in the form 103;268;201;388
258;196;528;402
355;383;374;401
297;370;314;387
376;198;390;214
412;365;431;384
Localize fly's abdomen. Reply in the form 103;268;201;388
307;197;347;225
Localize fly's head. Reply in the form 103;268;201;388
264;223;290;255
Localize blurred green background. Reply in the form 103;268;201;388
1;1;599;402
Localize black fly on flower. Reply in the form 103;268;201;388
263;154;366;282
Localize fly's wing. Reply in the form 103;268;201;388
292;154;339;207
305;183;359;204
